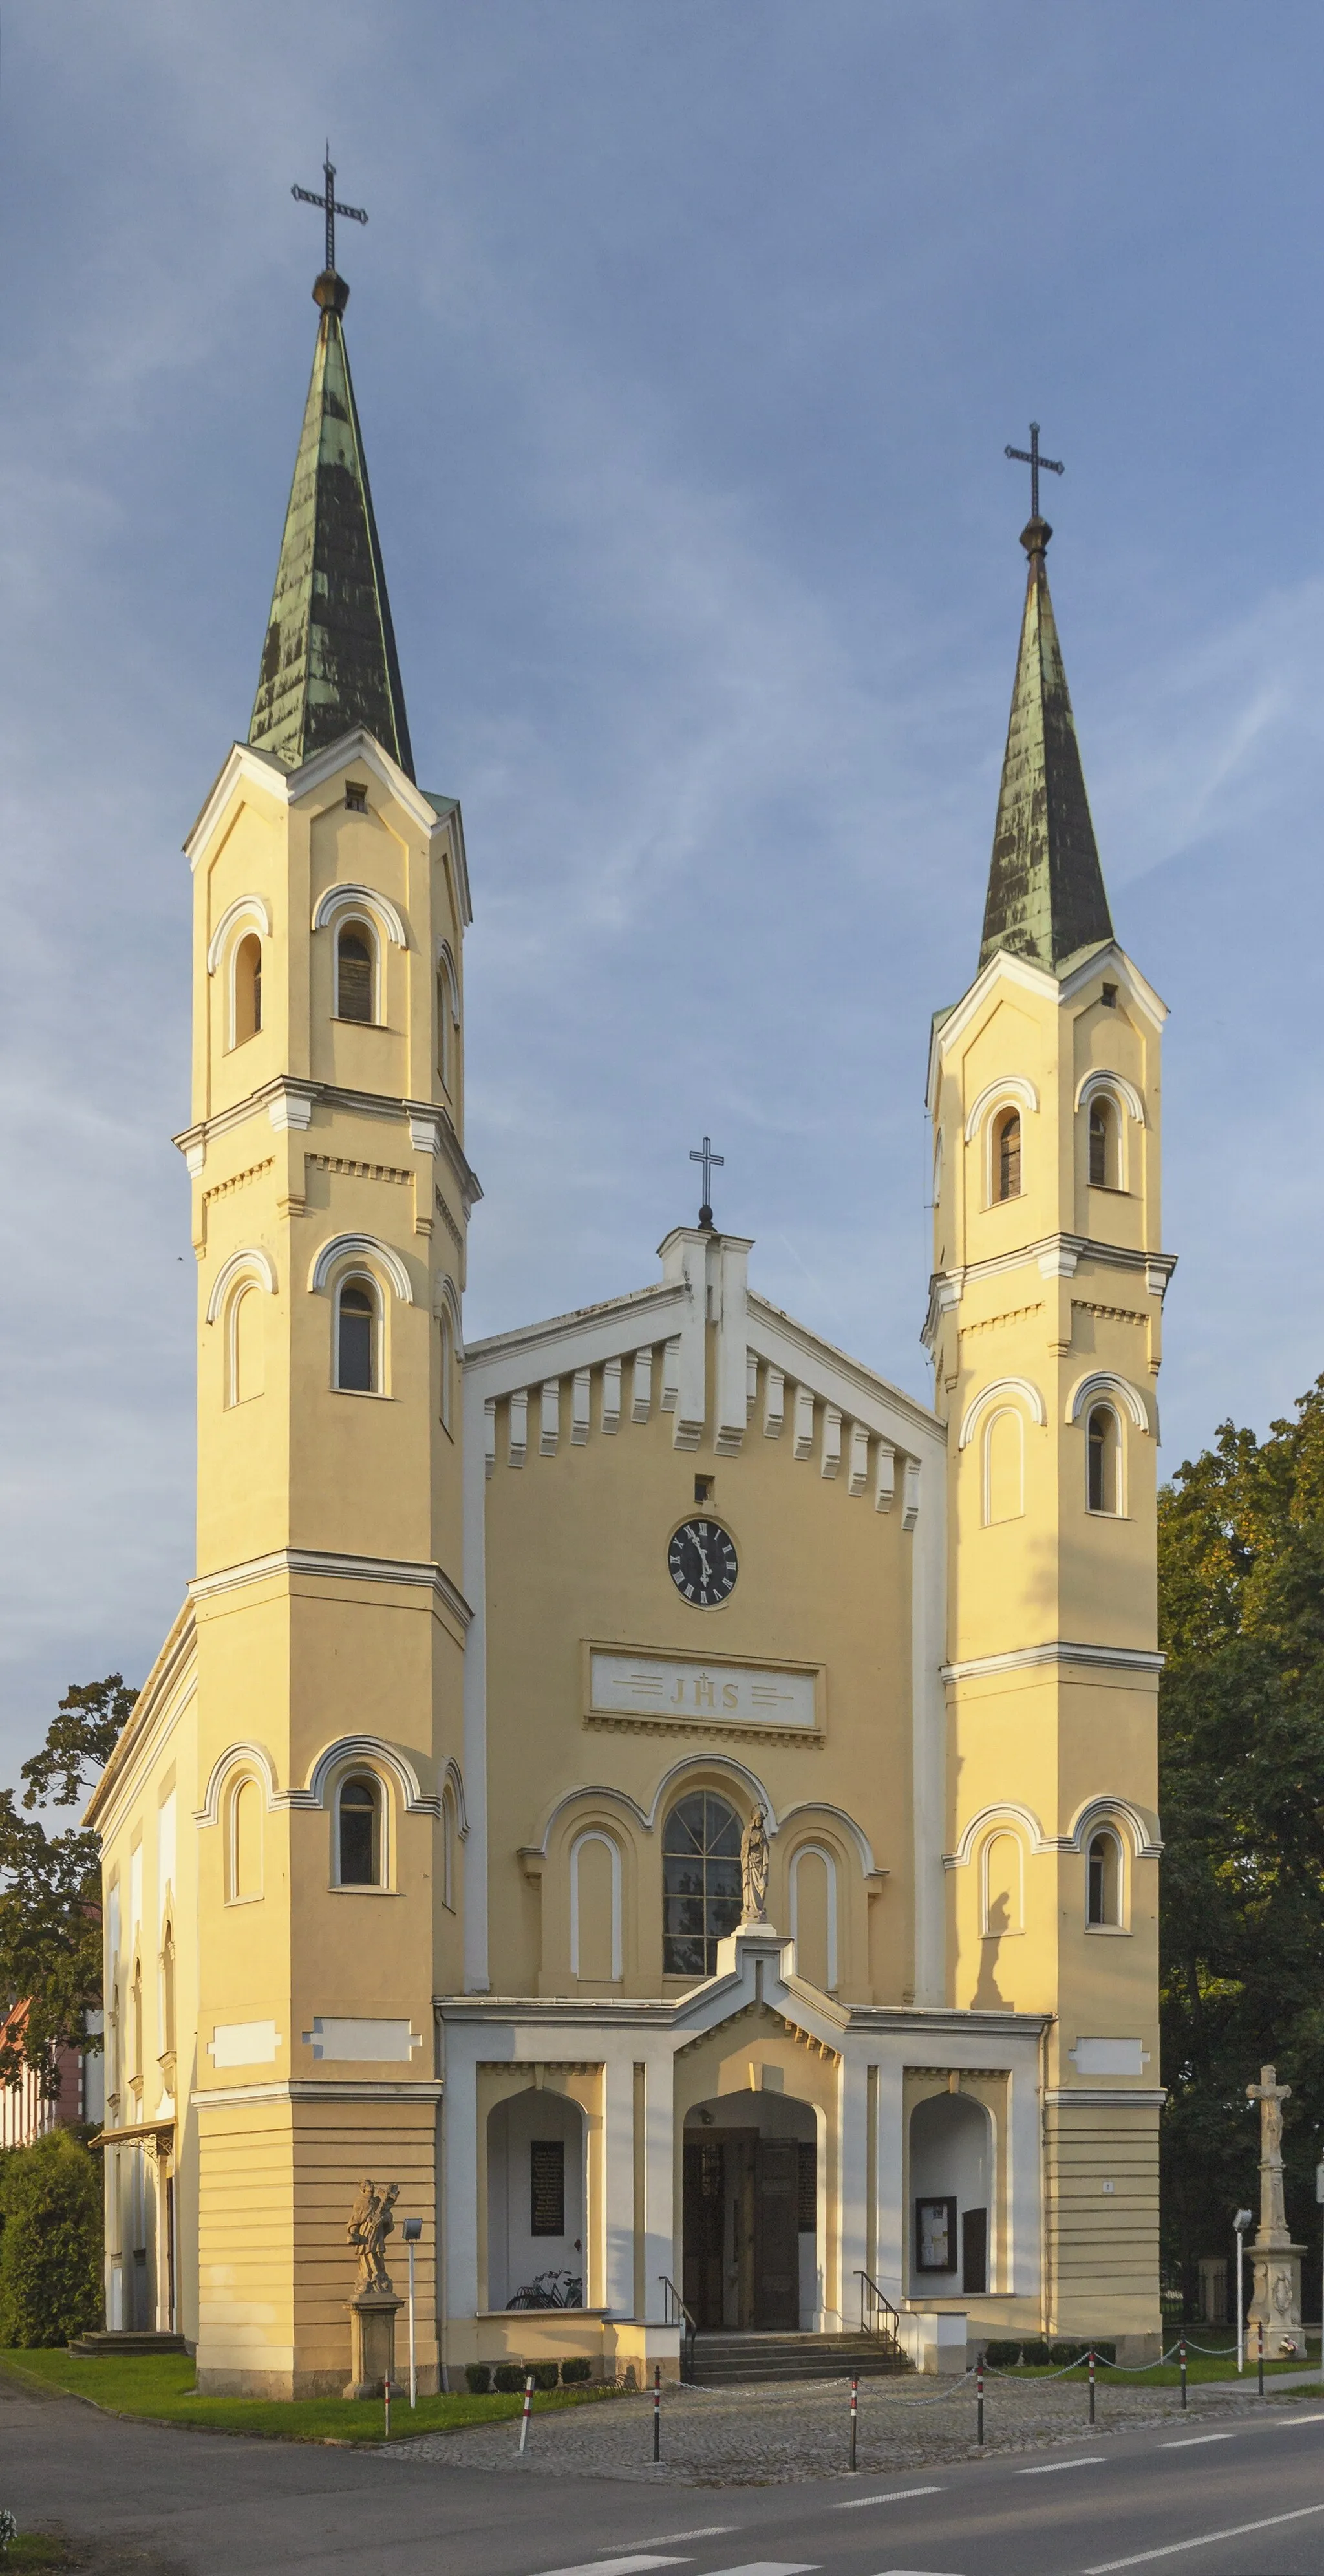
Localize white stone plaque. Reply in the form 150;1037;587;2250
1070;2037;1146;2076
588;1648;817;1730
208;2019;279;2068
304;2016;422;2063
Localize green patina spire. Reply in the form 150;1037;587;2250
248;270;413;779
979;517;1111;974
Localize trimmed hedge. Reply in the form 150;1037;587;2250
464;2363;491;2393
528;2361;559;2391
561;2356;591;2384
983;2338;1118;2368
0;2132;101;2348
493;2363;526;2393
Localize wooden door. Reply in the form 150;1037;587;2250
683;2140;725;2328
754;2138;800;2328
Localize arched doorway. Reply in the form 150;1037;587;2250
683;2088;818;2332
909;2090;991;2296
486;2090;586;2312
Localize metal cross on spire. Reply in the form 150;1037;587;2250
1004;421;1064;521
292;146;368;277
689;1135;724;1228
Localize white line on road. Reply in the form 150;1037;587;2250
1019;2456;1107;2475
833;2489;945;2510
537;2558;692;2576
1270;2410;1324;2424
604;2539;734;2552
1083;2499;1324;2572
1158;2436;1230;2448
701;2564;817;2576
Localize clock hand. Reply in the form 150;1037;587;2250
694;1539;712;1581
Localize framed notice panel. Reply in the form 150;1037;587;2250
530;2139;566;2237
915;2194;957;2273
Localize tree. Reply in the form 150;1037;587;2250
1158;1380;1324;2308
0;2130;103;2345
0;1676;134;2098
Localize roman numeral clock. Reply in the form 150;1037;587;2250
668;1518;739;1608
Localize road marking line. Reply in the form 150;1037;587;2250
604;2540;734;2553
537;2559;692;2576
1158;2435;1230;2448
833;2489;944;2509
1019;2456;1107;2474
701;2564;817;2576
1271;2409;1324;2423
1083;2498;1324;2571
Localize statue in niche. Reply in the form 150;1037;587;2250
347;2177;399;2295
740;1804;771;1924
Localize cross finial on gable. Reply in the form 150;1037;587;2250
292;145;368;280
689;1135;723;1229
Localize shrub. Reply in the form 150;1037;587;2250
493;2363;526;2393
1051;2340;1116;2367
561;2356;591;2384
983;2340;1022;2365
0;2131;101;2348
464;2363;491;2394
1018;2340;1053;2367
528;2361;559;2391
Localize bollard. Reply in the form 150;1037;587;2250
519;2370;535;2454
1180;2334;1187;2412
654;2363;661;2462
1088;2346;1096;2427
977;2356;984;2448
1257;2321;1265;2402
383;2376;391;2442
849;2373;859;2473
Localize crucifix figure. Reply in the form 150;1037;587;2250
1004;421;1064;522
689;1135;724;1229
292;147;368;278
1246;2063;1291;2242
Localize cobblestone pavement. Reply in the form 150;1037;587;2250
387;2370;1322;2485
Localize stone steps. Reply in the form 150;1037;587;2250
67;2330;189;2359
687;2330;910;2385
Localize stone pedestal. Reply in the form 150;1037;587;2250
1248;2244;1306;2359
345;2291;400;2399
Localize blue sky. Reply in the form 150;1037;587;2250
3;1;1324;1776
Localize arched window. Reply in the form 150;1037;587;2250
570;1830;622;1982
1087;1829;1122;1927
336;1275;379;1393
439;1307;454;1434
130;1960;143;2087
994;1108;1021;1202
436;968;450;1090
233;932;262;1044
983;1831;1022;1937
1087;1404;1121;1514
229;1285;265;1406
662;1791;742;1977
337;1775;383;1887
982;1408;1024;1525
230;1776;263;1902
1089;1094;1115;1188
440;1786;456;1912
159;1922;176;2065
336;923;374;1023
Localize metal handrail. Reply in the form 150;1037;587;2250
855;2268;903;2354
659;2275;698;2381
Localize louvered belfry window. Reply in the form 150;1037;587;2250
337;927;373;1022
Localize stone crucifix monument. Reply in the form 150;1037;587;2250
344;2177;401;2398
1246;2065;1306;2359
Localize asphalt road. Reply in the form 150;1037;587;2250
6;2376;1324;2575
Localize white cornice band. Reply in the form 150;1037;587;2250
206;894;272;974
311;882;408;949
946;1792;1162;1867
188;1545;472;1631
943;1638;1165;1684
958;1376;1047;1448
309;1232;414;1303
204;1246;277;1324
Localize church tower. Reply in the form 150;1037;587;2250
171;249;476;2392
924;504;1170;2344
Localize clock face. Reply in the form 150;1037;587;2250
668;1518;738;1608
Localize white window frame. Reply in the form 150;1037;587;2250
332;1768;389;1892
333;1268;386;1397
334;914;382;1025
1085;1823;1127;1931
1085;1400;1126;1518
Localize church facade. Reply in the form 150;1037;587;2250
86;253;1169;2393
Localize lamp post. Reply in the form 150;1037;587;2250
1234;2208;1253;2374
401;2216;422;2407
1315;2158;1324;2363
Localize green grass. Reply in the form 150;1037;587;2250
6;2541;72;2570
0;2348;619;2444
987;2343;1316;2389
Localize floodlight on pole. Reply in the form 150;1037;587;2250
1234;2208;1254;2375
401;2216;423;2406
